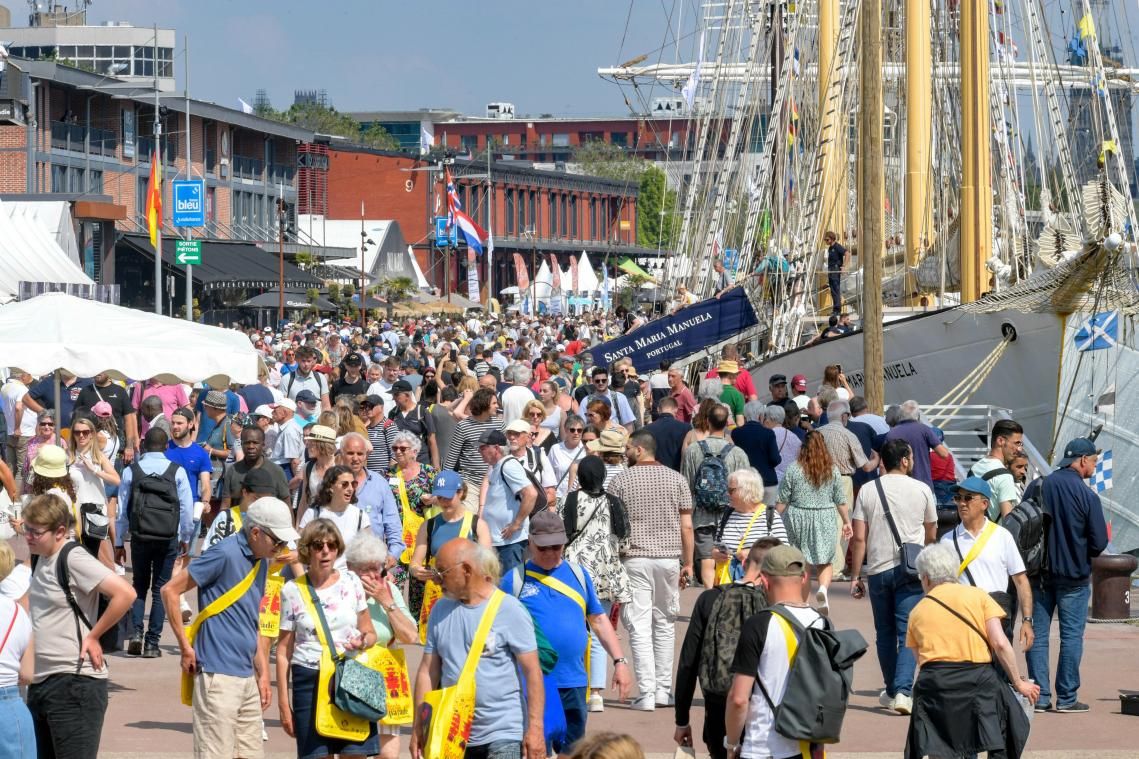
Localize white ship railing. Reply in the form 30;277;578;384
920;403;1050;482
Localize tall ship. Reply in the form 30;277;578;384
599;0;1139;552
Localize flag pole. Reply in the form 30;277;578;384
184;33;192;321
153;23;162;315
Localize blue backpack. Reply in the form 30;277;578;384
693;440;734;512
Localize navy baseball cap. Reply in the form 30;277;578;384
1057;437;1100;467
951;476;993;502
431;470;462;499
295;389;319;405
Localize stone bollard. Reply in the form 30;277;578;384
1090;553;1139;620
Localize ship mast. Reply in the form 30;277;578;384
817;0;846;275
959;0;992;302
904;0;931;302
860;0;885;410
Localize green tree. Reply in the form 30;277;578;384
637;165;679;250
361;124;400;151
572;140;646;182
252;96;399;149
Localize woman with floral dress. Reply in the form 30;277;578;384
561;455;630;713
776;430;852;616
386;430;436;617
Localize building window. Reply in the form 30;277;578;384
559;194;568;237
548;193;558;238
505;189;515;235
88;169;103;194
461;135;478;154
517;188;526;233
529;191;537;235
589;198;597;240
552;133;570;147
569;195;578;239
610;132;628;147
137;174;149;218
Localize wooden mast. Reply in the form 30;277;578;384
959;0;992;302
818;0;846;249
860;0;885;411
904;0;932;303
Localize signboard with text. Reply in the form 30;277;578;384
172;180;206;227
175;240;202;265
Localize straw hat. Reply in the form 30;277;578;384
586;428;628;454
32;444;69;479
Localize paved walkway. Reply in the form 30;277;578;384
93;578;1139;756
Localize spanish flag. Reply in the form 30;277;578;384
145;147;163;248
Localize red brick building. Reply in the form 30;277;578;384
308;144;662;295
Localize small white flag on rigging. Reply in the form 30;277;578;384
682;31;705;112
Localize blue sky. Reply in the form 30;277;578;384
81;0;696;116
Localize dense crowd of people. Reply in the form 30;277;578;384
0;302;1113;759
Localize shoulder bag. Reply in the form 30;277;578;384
298;575;387;726
420;590;505;759
873;478;922;581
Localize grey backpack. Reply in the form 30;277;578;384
755;605;868;744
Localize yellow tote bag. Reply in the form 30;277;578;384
417;511;475;644
421;590;505;759
354;646;414;726
180;561;261;706
296;576;371;742
396;473;424;565
714;507;765;587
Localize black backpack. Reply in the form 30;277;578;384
698;583;767;695
129;462;182;542
1000;476;1051;577
502;450;549;515
756;605;868;744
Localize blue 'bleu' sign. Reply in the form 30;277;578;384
172;179;205;227
434;216;458;247
584;287;759;369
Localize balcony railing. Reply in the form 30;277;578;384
50;121;118;155
233;155;264;180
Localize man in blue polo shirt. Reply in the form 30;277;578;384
162;497;298;758
500;510;632;752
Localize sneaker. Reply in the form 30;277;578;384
262;726;269;742
1057;701;1089;713
816;586;830;616
1034;703;1053;714
630;695;655;712
892;693;913;715
588;692;605;713
126;633;143;657
878;690;894;709
142;643;162;659
655;691;674;707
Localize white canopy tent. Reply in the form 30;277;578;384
0;202;94;303
0;293;260;387
576;253;600;293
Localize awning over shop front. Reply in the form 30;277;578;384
240;290;339;311
617;257;656;281
119;233;322;292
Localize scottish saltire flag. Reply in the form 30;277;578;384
1074;311;1118;351
1092;450;1113;493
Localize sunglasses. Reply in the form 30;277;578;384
74;429;93;437
307;539;340;552
264;531;288;550
527;412;544;418
335;480;356;488
593;378;608;384
953;494;980;503
534;544;564;552
566;428;584;434
40;422;55;427
391;446;412;452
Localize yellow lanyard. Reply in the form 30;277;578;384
773;613;825;759
736;507;766;553
956;521;997;577
525;567;590;681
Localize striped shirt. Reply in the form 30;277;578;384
715;507;789;553
442;414;505;486
366;420;394;473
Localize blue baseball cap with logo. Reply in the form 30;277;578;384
1057;437;1100;467
431;470;462;499
951;476;993;502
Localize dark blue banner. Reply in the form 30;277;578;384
584;287;759;370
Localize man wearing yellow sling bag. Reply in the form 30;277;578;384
501;511;633;754
162;497;298;759
412;538;546;759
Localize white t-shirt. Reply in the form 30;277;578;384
851;474;938;576
941;522;1026;594
1;380;36;437
70;457;108;507
0;597;32;688
279;570;368;669
548;443;585;500
0;562;31;601
739;605;825;759
501;385;536;426
298;504;370;569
